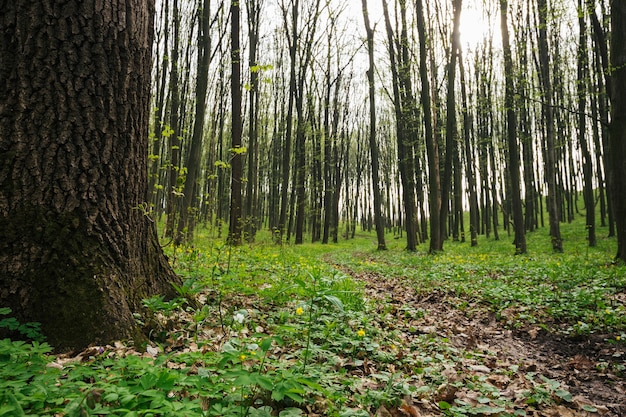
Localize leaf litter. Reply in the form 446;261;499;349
335;262;625;417
43;248;625;417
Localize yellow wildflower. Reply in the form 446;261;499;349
240;354;247;361
357;329;366;337
296;307;304;315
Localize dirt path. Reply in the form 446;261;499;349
336;266;626;417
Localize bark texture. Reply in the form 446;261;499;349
0;0;179;351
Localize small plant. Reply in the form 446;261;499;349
0;307;45;342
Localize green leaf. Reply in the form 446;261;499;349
255;375;274;391
322;295;344;311
233;373;253;386
279;407;303;417
1;393;25;417
260;337;273;352
249;406;274;417
103;392;119;403
472;405;506;414
284;390;304;403
438;401;451;410
139;373;158;390
555;389;573;402
271;389;284;402
582;405;598;412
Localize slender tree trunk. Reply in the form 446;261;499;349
416;0;441;253
164;0;181;238
149;1;169;212
362;0;386;250
577;0;596;247
245;0;262;242
588;0;615;236
536;0;563;252
500;0;526;254
0;0;179;351
439;0;463;248
459;52;479;246
277;0;298;241
228;0;243;245
175;0;211;245
610;0;626;262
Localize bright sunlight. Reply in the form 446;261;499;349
459;0;501;50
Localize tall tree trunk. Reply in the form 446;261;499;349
149;1;169;213
459;52;479;246
245;0;262;242
0;0;179;351
277;0;298;241
228;0;243;245
536;0;563;252
416;0;441;253
175;0;212;246
577;0;596;247
500;0;526;254
610;0;626;262
362;0;387;250
164;0;181;238
382;0;417;251
439;0;463;249
588;0;614;237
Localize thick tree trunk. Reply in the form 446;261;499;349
610;0;626;262
0;0;179;351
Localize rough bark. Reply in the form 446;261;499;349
0;0;179;351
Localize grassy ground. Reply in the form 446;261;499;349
1;217;625;416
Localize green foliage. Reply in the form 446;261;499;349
3;216;621;416
0;307;45;342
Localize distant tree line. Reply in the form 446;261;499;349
147;0;623;258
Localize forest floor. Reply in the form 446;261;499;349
5;228;626;417
333;258;626;417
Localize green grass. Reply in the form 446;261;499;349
1;215;624;416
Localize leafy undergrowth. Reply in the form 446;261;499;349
1;224;625;416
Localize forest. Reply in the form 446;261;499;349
1;0;625;416
145;0;620;256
